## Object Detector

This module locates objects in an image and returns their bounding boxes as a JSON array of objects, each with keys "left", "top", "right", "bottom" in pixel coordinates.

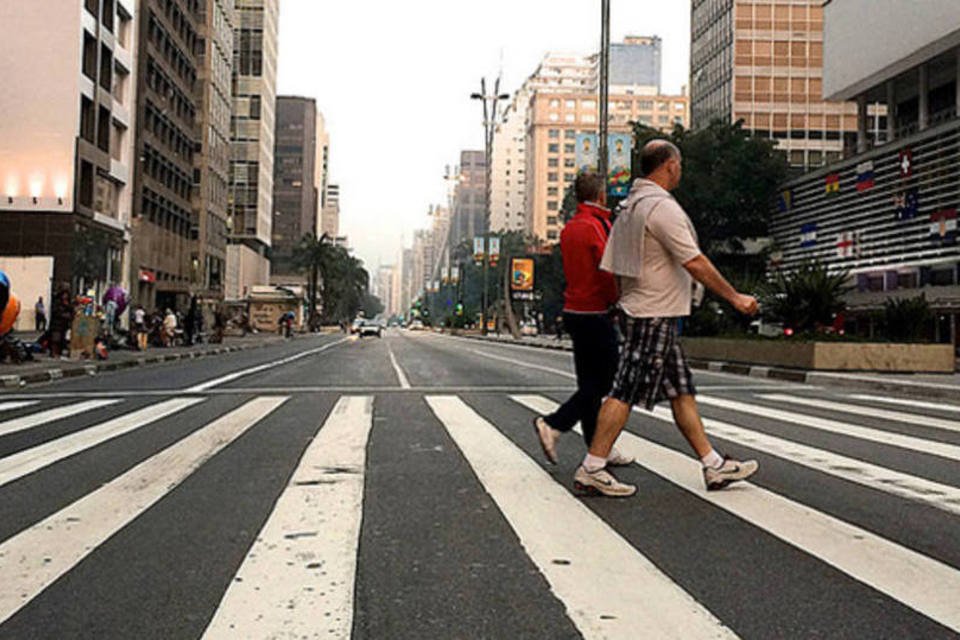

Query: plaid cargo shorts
[{"left": 609, "top": 315, "right": 696, "bottom": 410}]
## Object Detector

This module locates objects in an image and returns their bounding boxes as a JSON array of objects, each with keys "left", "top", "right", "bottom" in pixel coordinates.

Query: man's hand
[{"left": 731, "top": 293, "right": 759, "bottom": 316}]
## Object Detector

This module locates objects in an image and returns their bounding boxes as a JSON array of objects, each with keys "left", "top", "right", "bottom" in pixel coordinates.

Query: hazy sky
[{"left": 277, "top": 1, "right": 691, "bottom": 270}]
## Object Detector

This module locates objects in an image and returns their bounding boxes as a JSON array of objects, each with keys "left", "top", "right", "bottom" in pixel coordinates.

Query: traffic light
[{"left": 455, "top": 302, "right": 464, "bottom": 317}]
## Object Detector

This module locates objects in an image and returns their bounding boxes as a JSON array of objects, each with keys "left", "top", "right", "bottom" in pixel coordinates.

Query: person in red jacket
[{"left": 532, "top": 173, "right": 634, "bottom": 467}]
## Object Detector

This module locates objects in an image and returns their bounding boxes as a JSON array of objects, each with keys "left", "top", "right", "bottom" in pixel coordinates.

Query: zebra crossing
[{"left": 0, "top": 387, "right": 957, "bottom": 638}]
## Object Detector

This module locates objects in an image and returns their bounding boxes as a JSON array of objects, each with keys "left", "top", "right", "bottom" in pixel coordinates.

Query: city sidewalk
[
  {"left": 0, "top": 332, "right": 287, "bottom": 388},
  {"left": 462, "top": 332, "right": 960, "bottom": 400}
]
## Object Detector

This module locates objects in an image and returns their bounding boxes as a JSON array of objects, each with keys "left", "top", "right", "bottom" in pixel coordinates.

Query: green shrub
[
  {"left": 883, "top": 294, "right": 932, "bottom": 343},
  {"left": 761, "top": 261, "right": 850, "bottom": 334}
]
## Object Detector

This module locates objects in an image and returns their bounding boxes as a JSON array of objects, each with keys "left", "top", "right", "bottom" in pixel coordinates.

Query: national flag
[
  {"left": 777, "top": 189, "right": 793, "bottom": 212},
  {"left": 898, "top": 148, "right": 913, "bottom": 178},
  {"left": 800, "top": 222, "right": 817, "bottom": 248},
  {"left": 929, "top": 208, "right": 958, "bottom": 245},
  {"left": 893, "top": 188, "right": 919, "bottom": 220},
  {"left": 824, "top": 173, "right": 840, "bottom": 196},
  {"left": 856, "top": 161, "right": 875, "bottom": 192},
  {"left": 835, "top": 230, "right": 862, "bottom": 258}
]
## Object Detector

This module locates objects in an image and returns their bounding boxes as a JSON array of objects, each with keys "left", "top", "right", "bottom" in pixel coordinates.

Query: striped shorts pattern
[{"left": 609, "top": 316, "right": 696, "bottom": 410}]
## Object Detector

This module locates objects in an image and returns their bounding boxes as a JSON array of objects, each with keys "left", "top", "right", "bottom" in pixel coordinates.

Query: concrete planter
[{"left": 680, "top": 337, "right": 955, "bottom": 373}]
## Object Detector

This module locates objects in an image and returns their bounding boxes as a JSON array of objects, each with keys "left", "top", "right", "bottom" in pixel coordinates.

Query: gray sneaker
[
  {"left": 703, "top": 456, "right": 758, "bottom": 491},
  {"left": 573, "top": 465, "right": 637, "bottom": 497}
]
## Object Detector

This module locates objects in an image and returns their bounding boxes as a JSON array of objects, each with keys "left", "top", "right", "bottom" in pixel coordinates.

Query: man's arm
[{"left": 683, "top": 254, "right": 758, "bottom": 316}]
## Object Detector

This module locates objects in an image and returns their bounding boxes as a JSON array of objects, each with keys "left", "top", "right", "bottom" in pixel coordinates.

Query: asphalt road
[{"left": 0, "top": 329, "right": 958, "bottom": 639}]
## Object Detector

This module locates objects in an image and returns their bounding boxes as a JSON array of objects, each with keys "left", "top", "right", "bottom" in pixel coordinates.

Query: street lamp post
[
  {"left": 598, "top": 0, "right": 611, "bottom": 185},
  {"left": 471, "top": 78, "right": 510, "bottom": 335}
]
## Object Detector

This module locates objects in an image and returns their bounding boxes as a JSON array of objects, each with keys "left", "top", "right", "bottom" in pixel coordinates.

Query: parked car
[
  {"left": 408, "top": 319, "right": 425, "bottom": 331},
  {"left": 358, "top": 319, "right": 383, "bottom": 338},
  {"left": 519, "top": 322, "right": 539, "bottom": 337}
]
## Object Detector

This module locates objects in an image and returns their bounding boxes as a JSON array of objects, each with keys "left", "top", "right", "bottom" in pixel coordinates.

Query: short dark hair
[
  {"left": 574, "top": 172, "right": 604, "bottom": 203},
  {"left": 640, "top": 140, "right": 680, "bottom": 176}
]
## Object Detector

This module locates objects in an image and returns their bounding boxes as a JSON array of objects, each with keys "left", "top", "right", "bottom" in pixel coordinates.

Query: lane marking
[
  {"left": 0, "top": 385, "right": 577, "bottom": 399},
  {"left": 0, "top": 395, "right": 288, "bottom": 624},
  {"left": 203, "top": 396, "right": 373, "bottom": 639},
  {"left": 0, "top": 401, "right": 37, "bottom": 413},
  {"left": 850, "top": 394, "right": 960, "bottom": 415},
  {"left": 512, "top": 395, "right": 960, "bottom": 634},
  {"left": 469, "top": 349, "right": 576, "bottom": 379},
  {"left": 426, "top": 395, "right": 737, "bottom": 640},
  {"left": 759, "top": 393, "right": 960, "bottom": 434},
  {"left": 697, "top": 395, "right": 960, "bottom": 463},
  {"left": 0, "top": 400, "right": 119, "bottom": 438},
  {"left": 185, "top": 338, "right": 350, "bottom": 392},
  {"left": 387, "top": 343, "right": 411, "bottom": 389},
  {"left": 0, "top": 398, "right": 204, "bottom": 488}
]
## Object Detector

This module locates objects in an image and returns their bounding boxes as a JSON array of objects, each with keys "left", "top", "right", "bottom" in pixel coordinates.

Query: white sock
[
  {"left": 700, "top": 449, "right": 724, "bottom": 469},
  {"left": 582, "top": 453, "right": 607, "bottom": 472}
]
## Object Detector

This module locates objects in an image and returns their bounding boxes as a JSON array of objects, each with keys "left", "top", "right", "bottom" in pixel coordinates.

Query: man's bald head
[{"left": 640, "top": 139, "right": 681, "bottom": 177}]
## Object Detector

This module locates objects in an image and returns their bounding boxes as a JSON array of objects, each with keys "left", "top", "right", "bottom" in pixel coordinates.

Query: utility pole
[
  {"left": 471, "top": 77, "right": 509, "bottom": 335},
  {"left": 598, "top": 0, "right": 611, "bottom": 186}
]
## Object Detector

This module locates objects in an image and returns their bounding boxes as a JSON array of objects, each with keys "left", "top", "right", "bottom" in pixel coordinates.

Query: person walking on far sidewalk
[
  {"left": 532, "top": 173, "right": 633, "bottom": 468},
  {"left": 573, "top": 140, "right": 760, "bottom": 498},
  {"left": 34, "top": 297, "right": 46, "bottom": 332}
]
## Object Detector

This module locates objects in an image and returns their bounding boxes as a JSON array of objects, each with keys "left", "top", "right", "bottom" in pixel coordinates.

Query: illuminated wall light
[{"left": 28, "top": 178, "right": 43, "bottom": 199}]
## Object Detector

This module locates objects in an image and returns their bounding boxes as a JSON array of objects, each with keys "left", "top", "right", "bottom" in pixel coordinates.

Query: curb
[
  {"left": 457, "top": 333, "right": 960, "bottom": 400},
  {"left": 0, "top": 341, "right": 282, "bottom": 389}
]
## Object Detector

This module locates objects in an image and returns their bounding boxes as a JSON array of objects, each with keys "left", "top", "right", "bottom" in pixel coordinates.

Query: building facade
[
  {"left": 0, "top": 0, "right": 139, "bottom": 324},
  {"left": 321, "top": 182, "right": 340, "bottom": 239},
  {"left": 451, "top": 151, "right": 487, "bottom": 248},
  {"left": 611, "top": 36, "right": 662, "bottom": 92},
  {"left": 226, "top": 0, "right": 278, "bottom": 299},
  {"left": 271, "top": 96, "right": 318, "bottom": 282},
  {"left": 771, "top": 0, "right": 960, "bottom": 347},
  {"left": 194, "top": 0, "right": 235, "bottom": 302},
  {"left": 690, "top": 0, "right": 865, "bottom": 171},
  {"left": 315, "top": 111, "right": 330, "bottom": 234},
  {"left": 525, "top": 91, "right": 689, "bottom": 242},
  {"left": 490, "top": 87, "right": 530, "bottom": 233}
]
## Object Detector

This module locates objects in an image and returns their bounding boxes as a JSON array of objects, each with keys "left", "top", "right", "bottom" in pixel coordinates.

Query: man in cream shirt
[{"left": 573, "top": 139, "right": 761, "bottom": 497}]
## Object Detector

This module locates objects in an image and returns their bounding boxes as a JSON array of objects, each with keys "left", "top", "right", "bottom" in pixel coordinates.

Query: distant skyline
[{"left": 277, "top": 1, "right": 691, "bottom": 270}]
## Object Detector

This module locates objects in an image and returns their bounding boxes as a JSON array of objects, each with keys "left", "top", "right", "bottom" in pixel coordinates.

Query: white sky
[{"left": 277, "top": 1, "right": 691, "bottom": 270}]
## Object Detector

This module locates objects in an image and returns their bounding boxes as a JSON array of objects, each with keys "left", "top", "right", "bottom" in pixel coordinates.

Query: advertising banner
[
  {"left": 441, "top": 267, "right": 449, "bottom": 284},
  {"left": 450, "top": 266, "right": 460, "bottom": 284},
  {"left": 488, "top": 236, "right": 500, "bottom": 266},
  {"left": 575, "top": 133, "right": 599, "bottom": 174},
  {"left": 607, "top": 133, "right": 633, "bottom": 197},
  {"left": 473, "top": 237, "right": 485, "bottom": 263},
  {"left": 511, "top": 258, "right": 534, "bottom": 291}
]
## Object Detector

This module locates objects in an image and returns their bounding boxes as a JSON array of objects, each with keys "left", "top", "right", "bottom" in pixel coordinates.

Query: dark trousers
[{"left": 545, "top": 312, "right": 619, "bottom": 446}]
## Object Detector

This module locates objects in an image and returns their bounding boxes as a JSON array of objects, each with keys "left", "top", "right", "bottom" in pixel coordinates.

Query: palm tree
[{"left": 293, "top": 232, "right": 332, "bottom": 330}]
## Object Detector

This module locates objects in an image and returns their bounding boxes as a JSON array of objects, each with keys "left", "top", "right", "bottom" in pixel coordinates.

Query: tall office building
[
  {"left": 315, "top": 111, "right": 330, "bottom": 234},
  {"left": 690, "top": 0, "right": 862, "bottom": 170},
  {"left": 490, "top": 87, "right": 530, "bottom": 233},
  {"left": 271, "top": 96, "right": 318, "bottom": 282},
  {"left": 129, "top": 0, "right": 207, "bottom": 310},
  {"left": 451, "top": 151, "right": 487, "bottom": 247},
  {"left": 226, "top": 0, "right": 278, "bottom": 299},
  {"left": 611, "top": 36, "right": 662, "bottom": 92},
  {"left": 0, "top": 0, "right": 139, "bottom": 326},
  {"left": 399, "top": 247, "right": 414, "bottom": 315},
  {"left": 193, "top": 0, "right": 236, "bottom": 302},
  {"left": 321, "top": 182, "right": 340, "bottom": 238}
]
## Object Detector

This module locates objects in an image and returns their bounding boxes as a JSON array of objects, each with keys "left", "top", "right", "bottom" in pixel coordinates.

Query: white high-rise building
[{"left": 490, "top": 86, "right": 530, "bottom": 233}]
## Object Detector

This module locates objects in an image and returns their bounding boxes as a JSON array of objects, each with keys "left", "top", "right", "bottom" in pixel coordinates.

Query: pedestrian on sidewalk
[
  {"left": 48, "top": 287, "right": 72, "bottom": 359},
  {"left": 34, "top": 296, "right": 46, "bottom": 332},
  {"left": 162, "top": 308, "right": 177, "bottom": 347},
  {"left": 133, "top": 305, "right": 148, "bottom": 351},
  {"left": 574, "top": 140, "right": 760, "bottom": 497},
  {"left": 532, "top": 173, "right": 633, "bottom": 467}
]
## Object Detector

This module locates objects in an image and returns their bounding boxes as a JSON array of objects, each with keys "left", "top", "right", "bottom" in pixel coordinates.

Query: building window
[
  {"left": 82, "top": 33, "right": 97, "bottom": 81},
  {"left": 564, "top": 113, "right": 576, "bottom": 123},
  {"left": 80, "top": 96, "right": 96, "bottom": 143},
  {"left": 548, "top": 113, "right": 559, "bottom": 122},
  {"left": 101, "top": 0, "right": 114, "bottom": 31},
  {"left": 79, "top": 160, "right": 95, "bottom": 207},
  {"left": 548, "top": 143, "right": 559, "bottom": 153},
  {"left": 582, "top": 114, "right": 595, "bottom": 124},
  {"left": 582, "top": 99, "right": 597, "bottom": 109},
  {"left": 564, "top": 129, "right": 576, "bottom": 139},
  {"left": 84, "top": 0, "right": 99, "bottom": 19},
  {"left": 564, "top": 173, "right": 575, "bottom": 182},
  {"left": 565, "top": 99, "right": 576, "bottom": 109},
  {"left": 547, "top": 201, "right": 559, "bottom": 210},
  {"left": 547, "top": 172, "right": 558, "bottom": 182},
  {"left": 547, "top": 230, "right": 559, "bottom": 241},
  {"left": 549, "top": 99, "right": 560, "bottom": 108},
  {"left": 548, "top": 158, "right": 559, "bottom": 167},
  {"left": 99, "top": 44, "right": 113, "bottom": 91},
  {"left": 249, "top": 95, "right": 261, "bottom": 120},
  {"left": 563, "top": 158, "right": 575, "bottom": 168},
  {"left": 564, "top": 143, "right": 575, "bottom": 153},
  {"left": 97, "top": 106, "right": 111, "bottom": 152},
  {"left": 548, "top": 129, "right": 560, "bottom": 138},
  {"left": 547, "top": 187, "right": 559, "bottom": 196}
]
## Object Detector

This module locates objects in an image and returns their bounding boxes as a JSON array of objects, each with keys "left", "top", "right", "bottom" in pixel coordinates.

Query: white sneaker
[
  {"left": 703, "top": 456, "right": 759, "bottom": 491},
  {"left": 606, "top": 446, "right": 635, "bottom": 467},
  {"left": 573, "top": 465, "right": 637, "bottom": 498},
  {"left": 533, "top": 416, "right": 560, "bottom": 465}
]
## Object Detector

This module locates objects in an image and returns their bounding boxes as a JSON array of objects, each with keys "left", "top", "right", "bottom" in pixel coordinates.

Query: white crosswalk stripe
[
  {"left": 0, "top": 399, "right": 119, "bottom": 438},
  {"left": 204, "top": 396, "right": 373, "bottom": 639},
  {"left": 0, "top": 395, "right": 287, "bottom": 624},
  {"left": 850, "top": 394, "right": 960, "bottom": 415},
  {"left": 648, "top": 404, "right": 960, "bottom": 516},
  {"left": 427, "top": 395, "right": 738, "bottom": 640},
  {"left": 759, "top": 393, "right": 960, "bottom": 434},
  {"left": 697, "top": 394, "right": 960, "bottom": 462},
  {"left": 0, "top": 401, "right": 37, "bottom": 413},
  {"left": 0, "top": 397, "right": 204, "bottom": 488},
  {"left": 511, "top": 395, "right": 960, "bottom": 634}
]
